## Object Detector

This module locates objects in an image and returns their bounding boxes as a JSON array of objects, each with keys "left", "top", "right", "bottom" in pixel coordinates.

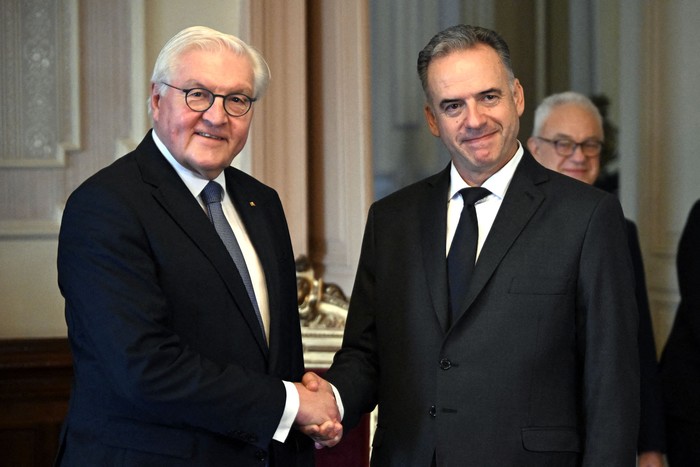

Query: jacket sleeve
[{"left": 577, "top": 194, "right": 640, "bottom": 466}]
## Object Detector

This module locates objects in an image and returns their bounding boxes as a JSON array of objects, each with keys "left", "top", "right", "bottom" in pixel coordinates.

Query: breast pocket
[{"left": 509, "top": 275, "right": 571, "bottom": 295}]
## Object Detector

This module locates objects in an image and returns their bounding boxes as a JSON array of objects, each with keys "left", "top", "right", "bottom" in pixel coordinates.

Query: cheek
[{"left": 232, "top": 120, "right": 253, "bottom": 142}]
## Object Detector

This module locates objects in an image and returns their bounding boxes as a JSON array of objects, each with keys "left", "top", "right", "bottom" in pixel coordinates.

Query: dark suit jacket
[
  {"left": 661, "top": 200, "right": 700, "bottom": 423},
  {"left": 326, "top": 151, "right": 640, "bottom": 467},
  {"left": 56, "top": 132, "right": 313, "bottom": 466},
  {"left": 626, "top": 220, "right": 666, "bottom": 453}
]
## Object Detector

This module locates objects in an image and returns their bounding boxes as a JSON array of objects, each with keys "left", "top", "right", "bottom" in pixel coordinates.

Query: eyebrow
[
  {"left": 180, "top": 80, "right": 253, "bottom": 95},
  {"left": 438, "top": 87, "right": 505, "bottom": 106},
  {"left": 549, "top": 132, "right": 601, "bottom": 141},
  {"left": 479, "top": 87, "right": 503, "bottom": 96},
  {"left": 438, "top": 97, "right": 463, "bottom": 108}
]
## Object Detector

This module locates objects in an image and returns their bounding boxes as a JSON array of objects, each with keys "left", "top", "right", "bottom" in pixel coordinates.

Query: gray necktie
[{"left": 201, "top": 181, "right": 266, "bottom": 342}]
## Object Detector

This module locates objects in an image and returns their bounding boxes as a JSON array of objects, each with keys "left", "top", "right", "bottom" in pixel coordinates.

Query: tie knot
[
  {"left": 201, "top": 181, "right": 223, "bottom": 205},
  {"left": 459, "top": 187, "right": 491, "bottom": 206}
]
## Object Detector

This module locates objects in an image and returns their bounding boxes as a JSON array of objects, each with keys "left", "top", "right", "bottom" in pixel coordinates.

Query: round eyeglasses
[
  {"left": 161, "top": 82, "right": 256, "bottom": 117},
  {"left": 536, "top": 137, "right": 603, "bottom": 158}
]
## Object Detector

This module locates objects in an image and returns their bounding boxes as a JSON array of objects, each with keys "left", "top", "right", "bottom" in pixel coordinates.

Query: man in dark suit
[
  {"left": 55, "top": 26, "right": 339, "bottom": 466},
  {"left": 528, "top": 91, "right": 666, "bottom": 467},
  {"left": 661, "top": 199, "right": 700, "bottom": 466},
  {"left": 304, "top": 25, "right": 639, "bottom": 466}
]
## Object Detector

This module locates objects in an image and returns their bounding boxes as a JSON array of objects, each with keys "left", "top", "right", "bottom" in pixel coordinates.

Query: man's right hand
[{"left": 294, "top": 372, "right": 343, "bottom": 448}]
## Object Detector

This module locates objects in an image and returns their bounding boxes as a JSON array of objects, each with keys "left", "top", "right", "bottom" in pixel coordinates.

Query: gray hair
[
  {"left": 417, "top": 24, "right": 515, "bottom": 98},
  {"left": 149, "top": 26, "right": 270, "bottom": 107},
  {"left": 531, "top": 91, "right": 603, "bottom": 136}
]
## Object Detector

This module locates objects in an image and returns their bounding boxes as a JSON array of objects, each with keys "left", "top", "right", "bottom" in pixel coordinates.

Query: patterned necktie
[
  {"left": 200, "top": 181, "right": 266, "bottom": 342},
  {"left": 447, "top": 187, "right": 491, "bottom": 327}
]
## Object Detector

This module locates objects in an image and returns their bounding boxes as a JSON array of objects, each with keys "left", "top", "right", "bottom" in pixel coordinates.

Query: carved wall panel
[{"left": 0, "top": 0, "right": 79, "bottom": 169}]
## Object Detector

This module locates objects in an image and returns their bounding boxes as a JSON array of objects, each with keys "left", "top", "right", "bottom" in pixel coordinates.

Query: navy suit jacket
[
  {"left": 56, "top": 132, "right": 313, "bottom": 466},
  {"left": 326, "top": 151, "right": 640, "bottom": 467}
]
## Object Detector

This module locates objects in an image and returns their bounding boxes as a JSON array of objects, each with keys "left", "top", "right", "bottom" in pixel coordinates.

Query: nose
[
  {"left": 461, "top": 104, "right": 487, "bottom": 129},
  {"left": 569, "top": 144, "right": 587, "bottom": 162},
  {"left": 202, "top": 96, "right": 228, "bottom": 125}
]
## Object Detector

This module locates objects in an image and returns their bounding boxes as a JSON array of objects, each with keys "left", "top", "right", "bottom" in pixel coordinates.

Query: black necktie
[
  {"left": 447, "top": 187, "right": 491, "bottom": 327},
  {"left": 201, "top": 181, "right": 267, "bottom": 343}
]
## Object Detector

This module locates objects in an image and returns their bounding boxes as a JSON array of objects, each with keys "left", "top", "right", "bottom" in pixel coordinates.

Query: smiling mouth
[
  {"left": 196, "top": 131, "right": 225, "bottom": 141},
  {"left": 462, "top": 130, "right": 495, "bottom": 143}
]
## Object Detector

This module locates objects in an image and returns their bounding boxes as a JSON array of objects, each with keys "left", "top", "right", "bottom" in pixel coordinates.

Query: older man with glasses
[
  {"left": 527, "top": 91, "right": 604, "bottom": 185},
  {"left": 55, "top": 26, "right": 340, "bottom": 466}
]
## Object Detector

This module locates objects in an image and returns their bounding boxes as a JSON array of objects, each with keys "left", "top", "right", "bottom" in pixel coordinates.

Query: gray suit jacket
[{"left": 327, "top": 151, "right": 639, "bottom": 467}]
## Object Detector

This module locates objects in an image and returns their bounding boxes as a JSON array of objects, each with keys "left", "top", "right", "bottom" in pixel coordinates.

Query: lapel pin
[{"left": 249, "top": 201, "right": 256, "bottom": 207}]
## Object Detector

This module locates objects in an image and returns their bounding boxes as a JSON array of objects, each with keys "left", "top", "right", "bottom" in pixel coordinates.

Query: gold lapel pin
[{"left": 249, "top": 201, "right": 256, "bottom": 207}]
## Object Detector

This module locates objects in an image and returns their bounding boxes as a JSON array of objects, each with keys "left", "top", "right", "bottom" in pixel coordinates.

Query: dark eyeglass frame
[
  {"left": 536, "top": 136, "right": 603, "bottom": 158},
  {"left": 161, "top": 82, "right": 256, "bottom": 117}
]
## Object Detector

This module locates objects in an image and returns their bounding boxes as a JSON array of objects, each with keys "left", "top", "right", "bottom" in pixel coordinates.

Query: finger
[
  {"left": 315, "top": 420, "right": 341, "bottom": 437},
  {"left": 302, "top": 371, "right": 321, "bottom": 391},
  {"left": 321, "top": 434, "right": 342, "bottom": 448},
  {"left": 298, "top": 424, "right": 320, "bottom": 436}
]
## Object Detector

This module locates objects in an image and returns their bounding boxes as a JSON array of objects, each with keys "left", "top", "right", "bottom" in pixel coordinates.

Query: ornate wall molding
[
  {"left": 115, "top": 0, "right": 149, "bottom": 158},
  {"left": 0, "top": 0, "right": 80, "bottom": 168}
]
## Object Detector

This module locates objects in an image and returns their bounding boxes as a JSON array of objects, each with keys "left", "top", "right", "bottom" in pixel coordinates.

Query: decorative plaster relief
[{"left": 0, "top": 0, "right": 80, "bottom": 168}]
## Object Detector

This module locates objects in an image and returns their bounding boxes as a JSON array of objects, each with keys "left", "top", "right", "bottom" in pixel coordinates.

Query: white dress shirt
[{"left": 446, "top": 144, "right": 523, "bottom": 258}]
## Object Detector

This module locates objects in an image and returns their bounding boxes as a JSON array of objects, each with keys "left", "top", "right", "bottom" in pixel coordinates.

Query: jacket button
[
  {"left": 255, "top": 449, "right": 267, "bottom": 461},
  {"left": 429, "top": 405, "right": 436, "bottom": 417},
  {"left": 439, "top": 358, "right": 452, "bottom": 370}
]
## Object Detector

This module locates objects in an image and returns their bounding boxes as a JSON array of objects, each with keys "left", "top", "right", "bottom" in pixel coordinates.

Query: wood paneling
[{"left": 0, "top": 338, "right": 72, "bottom": 467}]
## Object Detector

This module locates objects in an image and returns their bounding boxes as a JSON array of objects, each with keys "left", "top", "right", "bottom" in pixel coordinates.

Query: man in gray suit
[{"left": 304, "top": 24, "right": 640, "bottom": 466}]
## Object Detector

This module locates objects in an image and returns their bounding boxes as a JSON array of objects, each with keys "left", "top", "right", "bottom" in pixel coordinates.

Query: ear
[
  {"left": 150, "top": 82, "right": 161, "bottom": 121},
  {"left": 526, "top": 136, "right": 539, "bottom": 155},
  {"left": 512, "top": 78, "right": 525, "bottom": 117},
  {"left": 424, "top": 104, "right": 440, "bottom": 137}
]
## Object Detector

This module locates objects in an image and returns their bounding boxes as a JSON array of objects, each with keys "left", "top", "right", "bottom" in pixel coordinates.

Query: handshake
[{"left": 293, "top": 372, "right": 344, "bottom": 449}]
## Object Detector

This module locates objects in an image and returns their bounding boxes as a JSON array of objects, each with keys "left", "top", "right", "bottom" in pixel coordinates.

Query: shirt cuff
[
  {"left": 273, "top": 380, "right": 299, "bottom": 442},
  {"left": 330, "top": 383, "right": 345, "bottom": 421}
]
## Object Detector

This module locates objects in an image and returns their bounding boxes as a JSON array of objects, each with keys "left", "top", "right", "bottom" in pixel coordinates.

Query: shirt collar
[
  {"left": 448, "top": 142, "right": 524, "bottom": 202},
  {"left": 152, "top": 130, "right": 227, "bottom": 200}
]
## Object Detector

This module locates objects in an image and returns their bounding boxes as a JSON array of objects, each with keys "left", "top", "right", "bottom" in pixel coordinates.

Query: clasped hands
[{"left": 294, "top": 372, "right": 343, "bottom": 449}]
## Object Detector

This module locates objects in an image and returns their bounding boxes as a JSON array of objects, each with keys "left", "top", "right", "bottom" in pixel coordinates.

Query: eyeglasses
[
  {"left": 161, "top": 82, "right": 256, "bottom": 117},
  {"left": 536, "top": 137, "right": 603, "bottom": 158}
]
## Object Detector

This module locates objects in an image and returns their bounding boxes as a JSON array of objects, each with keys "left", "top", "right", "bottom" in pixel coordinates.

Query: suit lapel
[
  {"left": 452, "top": 152, "right": 547, "bottom": 325},
  {"left": 135, "top": 134, "right": 269, "bottom": 357},
  {"left": 224, "top": 168, "right": 278, "bottom": 357},
  {"left": 419, "top": 166, "right": 451, "bottom": 332}
]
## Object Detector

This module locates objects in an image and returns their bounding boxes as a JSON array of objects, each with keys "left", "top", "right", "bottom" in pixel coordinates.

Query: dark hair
[{"left": 417, "top": 24, "right": 514, "bottom": 97}]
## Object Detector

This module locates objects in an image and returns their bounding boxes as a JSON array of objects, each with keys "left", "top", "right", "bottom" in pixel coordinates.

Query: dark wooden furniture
[{"left": 0, "top": 339, "right": 72, "bottom": 467}]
